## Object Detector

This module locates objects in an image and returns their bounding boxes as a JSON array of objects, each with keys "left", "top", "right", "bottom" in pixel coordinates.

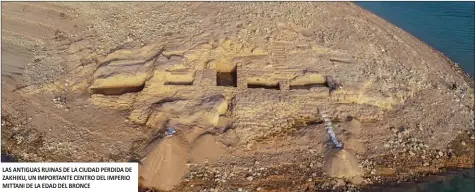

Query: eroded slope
[{"left": 1, "top": 2, "right": 474, "bottom": 191}]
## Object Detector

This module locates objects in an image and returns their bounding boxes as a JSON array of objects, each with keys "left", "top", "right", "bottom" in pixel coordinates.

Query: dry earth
[{"left": 1, "top": 2, "right": 474, "bottom": 192}]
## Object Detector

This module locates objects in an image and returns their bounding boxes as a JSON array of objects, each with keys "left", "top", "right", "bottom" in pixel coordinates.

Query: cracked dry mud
[{"left": 1, "top": 2, "right": 474, "bottom": 192}]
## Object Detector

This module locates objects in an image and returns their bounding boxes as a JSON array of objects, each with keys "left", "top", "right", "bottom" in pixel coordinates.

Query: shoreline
[
  {"left": 326, "top": 3, "right": 475, "bottom": 191},
  {"left": 351, "top": 2, "right": 475, "bottom": 89},
  {"left": 1, "top": 153, "right": 18, "bottom": 162},
  {"left": 361, "top": 167, "right": 474, "bottom": 192},
  {"left": 3, "top": 149, "right": 473, "bottom": 192}
]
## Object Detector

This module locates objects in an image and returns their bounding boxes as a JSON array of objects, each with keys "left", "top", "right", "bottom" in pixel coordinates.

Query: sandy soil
[{"left": 1, "top": 2, "right": 474, "bottom": 192}]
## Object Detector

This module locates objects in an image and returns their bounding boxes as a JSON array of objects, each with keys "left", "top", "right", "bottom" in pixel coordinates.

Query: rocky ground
[{"left": 2, "top": 2, "right": 474, "bottom": 192}]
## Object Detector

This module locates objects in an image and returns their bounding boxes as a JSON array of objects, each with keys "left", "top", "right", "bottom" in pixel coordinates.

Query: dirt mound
[
  {"left": 139, "top": 136, "right": 189, "bottom": 191},
  {"left": 323, "top": 149, "right": 363, "bottom": 183},
  {"left": 138, "top": 130, "right": 228, "bottom": 190},
  {"left": 137, "top": 95, "right": 229, "bottom": 190},
  {"left": 191, "top": 134, "right": 227, "bottom": 165}
]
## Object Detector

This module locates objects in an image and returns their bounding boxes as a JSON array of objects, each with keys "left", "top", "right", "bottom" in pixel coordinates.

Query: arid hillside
[{"left": 2, "top": 2, "right": 474, "bottom": 191}]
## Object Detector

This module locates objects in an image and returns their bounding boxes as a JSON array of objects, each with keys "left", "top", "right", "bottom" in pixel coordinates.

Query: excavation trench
[
  {"left": 217, "top": 71, "right": 237, "bottom": 87},
  {"left": 216, "top": 64, "right": 238, "bottom": 87},
  {"left": 247, "top": 82, "right": 280, "bottom": 90},
  {"left": 90, "top": 84, "right": 145, "bottom": 95},
  {"left": 164, "top": 82, "right": 193, "bottom": 86},
  {"left": 289, "top": 83, "right": 328, "bottom": 90}
]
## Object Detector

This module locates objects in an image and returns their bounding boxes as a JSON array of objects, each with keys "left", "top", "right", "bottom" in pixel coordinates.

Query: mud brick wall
[
  {"left": 231, "top": 86, "right": 385, "bottom": 143},
  {"left": 194, "top": 69, "right": 217, "bottom": 86},
  {"left": 279, "top": 80, "right": 290, "bottom": 91},
  {"left": 129, "top": 85, "right": 237, "bottom": 125},
  {"left": 232, "top": 90, "right": 321, "bottom": 143},
  {"left": 236, "top": 69, "right": 248, "bottom": 89}
]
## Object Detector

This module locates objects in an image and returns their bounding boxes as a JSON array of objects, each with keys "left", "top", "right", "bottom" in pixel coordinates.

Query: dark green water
[
  {"left": 357, "top": 2, "right": 474, "bottom": 78},
  {"left": 357, "top": 2, "right": 475, "bottom": 192}
]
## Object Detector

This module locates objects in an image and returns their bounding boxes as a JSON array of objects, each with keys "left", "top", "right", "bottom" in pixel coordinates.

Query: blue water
[
  {"left": 1, "top": 153, "right": 17, "bottom": 162},
  {"left": 420, "top": 169, "right": 475, "bottom": 192},
  {"left": 357, "top": 2, "right": 475, "bottom": 78},
  {"left": 357, "top": 2, "right": 475, "bottom": 192}
]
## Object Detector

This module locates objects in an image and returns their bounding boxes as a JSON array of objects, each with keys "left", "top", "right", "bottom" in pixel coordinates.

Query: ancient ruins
[
  {"left": 89, "top": 40, "right": 385, "bottom": 146},
  {"left": 85, "top": 39, "right": 383, "bottom": 190}
]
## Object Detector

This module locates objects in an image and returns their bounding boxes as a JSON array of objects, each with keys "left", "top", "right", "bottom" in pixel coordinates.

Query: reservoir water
[
  {"left": 357, "top": 2, "right": 474, "bottom": 78},
  {"left": 1, "top": 153, "right": 17, "bottom": 162},
  {"left": 357, "top": 2, "right": 475, "bottom": 192}
]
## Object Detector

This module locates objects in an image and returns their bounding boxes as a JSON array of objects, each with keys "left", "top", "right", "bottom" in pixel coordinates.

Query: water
[
  {"left": 1, "top": 153, "right": 17, "bottom": 162},
  {"left": 422, "top": 169, "right": 475, "bottom": 192},
  {"left": 357, "top": 2, "right": 475, "bottom": 191},
  {"left": 357, "top": 2, "right": 475, "bottom": 78}
]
